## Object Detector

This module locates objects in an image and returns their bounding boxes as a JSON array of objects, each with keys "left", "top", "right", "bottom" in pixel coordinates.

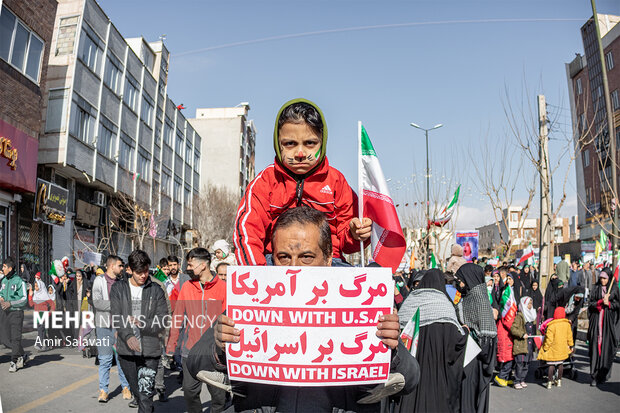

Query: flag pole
[{"left": 358, "top": 121, "right": 365, "bottom": 267}]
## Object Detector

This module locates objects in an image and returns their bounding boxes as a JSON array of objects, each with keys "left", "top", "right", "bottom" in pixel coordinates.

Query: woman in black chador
[
  {"left": 454, "top": 264, "right": 497, "bottom": 413},
  {"left": 395, "top": 269, "right": 467, "bottom": 413},
  {"left": 587, "top": 268, "right": 619, "bottom": 386}
]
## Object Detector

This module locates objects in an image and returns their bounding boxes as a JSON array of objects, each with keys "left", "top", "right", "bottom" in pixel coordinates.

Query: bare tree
[
  {"left": 192, "top": 183, "right": 239, "bottom": 250},
  {"left": 469, "top": 126, "right": 537, "bottom": 260},
  {"left": 107, "top": 191, "right": 167, "bottom": 251}
]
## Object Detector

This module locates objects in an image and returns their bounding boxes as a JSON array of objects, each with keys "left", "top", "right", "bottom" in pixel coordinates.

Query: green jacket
[
  {"left": 510, "top": 312, "right": 538, "bottom": 356},
  {"left": 0, "top": 270, "right": 28, "bottom": 311}
]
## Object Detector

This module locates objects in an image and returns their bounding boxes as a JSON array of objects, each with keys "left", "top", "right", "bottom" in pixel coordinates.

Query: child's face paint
[{"left": 278, "top": 122, "right": 322, "bottom": 175}]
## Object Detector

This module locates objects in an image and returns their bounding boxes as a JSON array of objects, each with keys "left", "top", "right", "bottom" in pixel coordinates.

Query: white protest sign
[{"left": 226, "top": 266, "right": 394, "bottom": 387}]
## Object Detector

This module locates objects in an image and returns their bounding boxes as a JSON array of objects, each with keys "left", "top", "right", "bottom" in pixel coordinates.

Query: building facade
[
  {"left": 189, "top": 104, "right": 256, "bottom": 196},
  {"left": 567, "top": 14, "right": 620, "bottom": 242},
  {"left": 0, "top": 0, "right": 57, "bottom": 270},
  {"left": 477, "top": 206, "right": 573, "bottom": 257},
  {"left": 40, "top": 0, "right": 201, "bottom": 265}
]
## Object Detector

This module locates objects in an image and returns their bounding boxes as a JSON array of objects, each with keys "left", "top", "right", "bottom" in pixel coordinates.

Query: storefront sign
[
  {"left": 34, "top": 178, "right": 69, "bottom": 226},
  {"left": 226, "top": 266, "right": 394, "bottom": 387},
  {"left": 0, "top": 118, "right": 38, "bottom": 193},
  {"left": 76, "top": 199, "right": 101, "bottom": 226}
]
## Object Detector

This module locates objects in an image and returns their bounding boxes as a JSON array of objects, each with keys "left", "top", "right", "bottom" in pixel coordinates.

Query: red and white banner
[{"left": 226, "top": 266, "right": 394, "bottom": 386}]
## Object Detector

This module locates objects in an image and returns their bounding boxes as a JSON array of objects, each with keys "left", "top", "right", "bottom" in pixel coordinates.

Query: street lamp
[{"left": 410, "top": 122, "right": 443, "bottom": 267}]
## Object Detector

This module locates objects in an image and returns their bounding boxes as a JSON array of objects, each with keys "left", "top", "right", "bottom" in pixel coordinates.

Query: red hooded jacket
[{"left": 234, "top": 158, "right": 360, "bottom": 265}]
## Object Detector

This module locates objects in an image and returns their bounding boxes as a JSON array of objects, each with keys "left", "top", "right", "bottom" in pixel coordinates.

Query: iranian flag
[
  {"left": 518, "top": 243, "right": 534, "bottom": 266},
  {"left": 428, "top": 185, "right": 460, "bottom": 228},
  {"left": 500, "top": 284, "right": 517, "bottom": 327},
  {"left": 430, "top": 252, "right": 438, "bottom": 269},
  {"left": 359, "top": 123, "right": 406, "bottom": 272},
  {"left": 400, "top": 308, "right": 420, "bottom": 356}
]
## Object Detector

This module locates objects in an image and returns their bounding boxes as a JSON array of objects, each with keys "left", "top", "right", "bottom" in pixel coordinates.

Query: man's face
[
  {"left": 273, "top": 222, "right": 331, "bottom": 267},
  {"left": 186, "top": 258, "right": 207, "bottom": 279},
  {"left": 216, "top": 265, "right": 228, "bottom": 281},
  {"left": 109, "top": 260, "right": 123, "bottom": 276},
  {"left": 1, "top": 264, "right": 11, "bottom": 276},
  {"left": 278, "top": 122, "right": 322, "bottom": 175},
  {"left": 131, "top": 269, "right": 149, "bottom": 286},
  {"left": 168, "top": 261, "right": 179, "bottom": 276}
]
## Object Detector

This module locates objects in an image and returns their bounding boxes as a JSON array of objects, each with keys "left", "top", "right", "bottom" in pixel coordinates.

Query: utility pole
[
  {"left": 590, "top": 1, "right": 618, "bottom": 267},
  {"left": 538, "top": 95, "right": 553, "bottom": 288}
]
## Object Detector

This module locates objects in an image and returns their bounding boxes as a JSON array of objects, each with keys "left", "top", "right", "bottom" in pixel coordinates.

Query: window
[
  {"left": 583, "top": 149, "right": 590, "bottom": 167},
  {"left": 137, "top": 149, "right": 150, "bottom": 181},
  {"left": 124, "top": 74, "right": 139, "bottom": 112},
  {"left": 174, "top": 177, "right": 182, "bottom": 200},
  {"left": 194, "top": 151, "right": 200, "bottom": 171},
  {"left": 97, "top": 125, "right": 114, "bottom": 158},
  {"left": 45, "top": 89, "right": 69, "bottom": 132},
  {"left": 163, "top": 120, "right": 173, "bottom": 147},
  {"left": 104, "top": 54, "right": 123, "bottom": 94},
  {"left": 579, "top": 113, "right": 586, "bottom": 133},
  {"left": 175, "top": 130, "right": 183, "bottom": 154},
  {"left": 184, "top": 185, "right": 191, "bottom": 206},
  {"left": 185, "top": 142, "right": 192, "bottom": 163},
  {"left": 97, "top": 117, "right": 117, "bottom": 159},
  {"left": 510, "top": 212, "right": 519, "bottom": 222},
  {"left": 612, "top": 90, "right": 620, "bottom": 111},
  {"left": 56, "top": 16, "right": 78, "bottom": 56},
  {"left": 78, "top": 27, "right": 102, "bottom": 75},
  {"left": 161, "top": 170, "right": 171, "bottom": 196},
  {"left": 576, "top": 78, "right": 582, "bottom": 95},
  {"left": 70, "top": 95, "right": 96, "bottom": 143},
  {"left": 524, "top": 229, "right": 534, "bottom": 240},
  {"left": 119, "top": 133, "right": 135, "bottom": 170},
  {"left": 606, "top": 51, "right": 614, "bottom": 71},
  {"left": 554, "top": 229, "right": 562, "bottom": 240},
  {"left": 141, "top": 94, "right": 154, "bottom": 127},
  {"left": 0, "top": 6, "right": 44, "bottom": 83}
]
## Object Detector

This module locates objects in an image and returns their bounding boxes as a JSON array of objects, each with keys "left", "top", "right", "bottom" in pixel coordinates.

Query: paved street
[
  {"left": 1, "top": 325, "right": 618, "bottom": 412},
  {"left": 0, "top": 317, "right": 213, "bottom": 413}
]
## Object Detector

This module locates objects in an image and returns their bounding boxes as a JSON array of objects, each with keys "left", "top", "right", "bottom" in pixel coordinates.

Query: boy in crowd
[
  {"left": 111, "top": 250, "right": 168, "bottom": 412},
  {"left": 234, "top": 98, "right": 372, "bottom": 266},
  {"left": 0, "top": 257, "right": 28, "bottom": 372}
]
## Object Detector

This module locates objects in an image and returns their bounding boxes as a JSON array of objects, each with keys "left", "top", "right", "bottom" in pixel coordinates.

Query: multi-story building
[
  {"left": 567, "top": 14, "right": 620, "bottom": 242},
  {"left": 39, "top": 0, "right": 201, "bottom": 265},
  {"left": 477, "top": 206, "right": 572, "bottom": 257},
  {"left": 188, "top": 104, "right": 256, "bottom": 196},
  {"left": 0, "top": 0, "right": 57, "bottom": 268}
]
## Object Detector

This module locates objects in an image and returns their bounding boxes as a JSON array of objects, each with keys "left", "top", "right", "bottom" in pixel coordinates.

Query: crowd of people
[{"left": 1, "top": 98, "right": 619, "bottom": 412}]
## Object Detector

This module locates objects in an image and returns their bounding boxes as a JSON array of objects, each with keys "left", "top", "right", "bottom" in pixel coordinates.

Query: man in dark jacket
[
  {"left": 186, "top": 206, "right": 420, "bottom": 412},
  {"left": 111, "top": 250, "right": 168, "bottom": 412}
]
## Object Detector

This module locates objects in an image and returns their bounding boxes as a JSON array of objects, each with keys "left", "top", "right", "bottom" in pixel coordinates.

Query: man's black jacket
[{"left": 110, "top": 277, "right": 168, "bottom": 358}]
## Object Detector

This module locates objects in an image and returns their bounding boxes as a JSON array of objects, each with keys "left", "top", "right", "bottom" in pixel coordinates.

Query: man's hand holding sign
[{"left": 190, "top": 207, "right": 419, "bottom": 411}]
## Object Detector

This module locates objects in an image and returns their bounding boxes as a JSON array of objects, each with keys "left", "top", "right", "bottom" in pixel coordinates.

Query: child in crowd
[
  {"left": 538, "top": 307, "right": 573, "bottom": 389},
  {"left": 233, "top": 98, "right": 372, "bottom": 266},
  {"left": 510, "top": 296, "right": 537, "bottom": 389},
  {"left": 28, "top": 274, "right": 55, "bottom": 351},
  {"left": 210, "top": 239, "right": 236, "bottom": 272}
]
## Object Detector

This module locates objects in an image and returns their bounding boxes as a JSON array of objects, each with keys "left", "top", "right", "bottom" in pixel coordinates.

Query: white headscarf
[
  {"left": 47, "top": 284, "right": 56, "bottom": 302},
  {"left": 519, "top": 296, "right": 537, "bottom": 323},
  {"left": 32, "top": 279, "right": 51, "bottom": 304}
]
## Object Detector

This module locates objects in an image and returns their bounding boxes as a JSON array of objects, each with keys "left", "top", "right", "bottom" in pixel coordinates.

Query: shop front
[{"left": 0, "top": 118, "right": 38, "bottom": 267}]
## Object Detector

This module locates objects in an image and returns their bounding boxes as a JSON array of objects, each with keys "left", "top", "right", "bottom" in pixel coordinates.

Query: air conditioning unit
[{"left": 94, "top": 191, "right": 107, "bottom": 207}]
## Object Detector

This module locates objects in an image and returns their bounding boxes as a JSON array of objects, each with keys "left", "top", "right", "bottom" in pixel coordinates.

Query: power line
[{"left": 172, "top": 18, "right": 584, "bottom": 57}]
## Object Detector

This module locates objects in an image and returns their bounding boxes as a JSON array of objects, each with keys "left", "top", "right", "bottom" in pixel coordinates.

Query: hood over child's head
[{"left": 273, "top": 99, "right": 328, "bottom": 176}]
